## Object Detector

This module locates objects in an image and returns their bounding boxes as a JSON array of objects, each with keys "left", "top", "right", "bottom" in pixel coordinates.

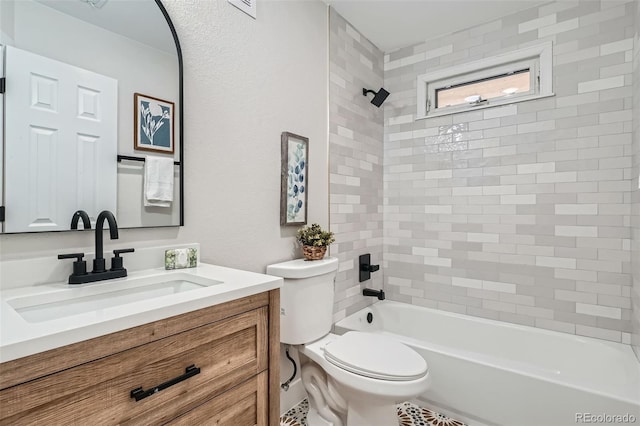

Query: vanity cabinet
[{"left": 0, "top": 290, "right": 280, "bottom": 425}]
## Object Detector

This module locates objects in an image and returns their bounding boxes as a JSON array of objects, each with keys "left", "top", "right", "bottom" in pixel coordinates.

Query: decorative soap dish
[{"left": 165, "top": 248, "right": 198, "bottom": 270}]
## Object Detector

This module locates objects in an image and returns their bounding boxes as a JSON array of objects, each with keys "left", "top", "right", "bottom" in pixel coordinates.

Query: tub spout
[{"left": 363, "top": 288, "right": 385, "bottom": 300}]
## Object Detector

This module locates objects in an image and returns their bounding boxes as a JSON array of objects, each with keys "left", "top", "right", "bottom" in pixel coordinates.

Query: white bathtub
[{"left": 334, "top": 300, "right": 640, "bottom": 426}]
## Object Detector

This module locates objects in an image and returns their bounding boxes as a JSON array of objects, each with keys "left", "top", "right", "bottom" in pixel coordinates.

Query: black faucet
[
  {"left": 93, "top": 210, "right": 119, "bottom": 273},
  {"left": 363, "top": 288, "right": 385, "bottom": 300},
  {"left": 70, "top": 210, "right": 92, "bottom": 230},
  {"left": 58, "top": 210, "right": 134, "bottom": 284}
]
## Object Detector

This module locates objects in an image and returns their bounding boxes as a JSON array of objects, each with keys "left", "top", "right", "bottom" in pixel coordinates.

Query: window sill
[{"left": 415, "top": 92, "right": 555, "bottom": 121}]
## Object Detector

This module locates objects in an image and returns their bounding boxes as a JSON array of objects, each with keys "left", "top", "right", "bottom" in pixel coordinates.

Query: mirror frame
[{"left": 153, "top": 0, "right": 184, "bottom": 228}]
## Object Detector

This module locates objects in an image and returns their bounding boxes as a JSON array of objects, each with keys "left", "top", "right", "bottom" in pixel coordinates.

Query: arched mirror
[{"left": 0, "top": 0, "right": 183, "bottom": 233}]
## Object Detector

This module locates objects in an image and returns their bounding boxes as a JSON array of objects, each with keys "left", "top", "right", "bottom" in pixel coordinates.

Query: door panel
[
  {"left": 29, "top": 125, "right": 59, "bottom": 228},
  {"left": 5, "top": 46, "right": 117, "bottom": 232}
]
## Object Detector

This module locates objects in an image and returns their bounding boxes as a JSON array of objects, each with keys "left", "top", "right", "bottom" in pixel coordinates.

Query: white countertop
[{"left": 0, "top": 263, "right": 282, "bottom": 363}]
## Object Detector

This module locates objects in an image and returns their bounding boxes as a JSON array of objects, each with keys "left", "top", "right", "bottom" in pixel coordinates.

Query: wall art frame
[
  {"left": 280, "top": 131, "right": 309, "bottom": 226},
  {"left": 134, "top": 92, "right": 175, "bottom": 154}
]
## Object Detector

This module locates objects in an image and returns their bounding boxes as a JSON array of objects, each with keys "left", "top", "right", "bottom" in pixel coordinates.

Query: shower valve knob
[{"left": 359, "top": 253, "right": 380, "bottom": 282}]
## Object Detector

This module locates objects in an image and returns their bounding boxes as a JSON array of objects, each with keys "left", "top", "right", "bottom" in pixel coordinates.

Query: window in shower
[
  {"left": 416, "top": 42, "right": 554, "bottom": 119},
  {"left": 435, "top": 68, "right": 531, "bottom": 108}
]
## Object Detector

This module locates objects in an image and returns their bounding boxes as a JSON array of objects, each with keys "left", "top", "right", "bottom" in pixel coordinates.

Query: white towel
[{"left": 144, "top": 155, "right": 174, "bottom": 207}]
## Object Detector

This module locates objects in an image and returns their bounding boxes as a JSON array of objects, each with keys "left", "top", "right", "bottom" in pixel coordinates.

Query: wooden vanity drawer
[
  {"left": 168, "top": 371, "right": 268, "bottom": 426},
  {"left": 0, "top": 307, "right": 268, "bottom": 425}
]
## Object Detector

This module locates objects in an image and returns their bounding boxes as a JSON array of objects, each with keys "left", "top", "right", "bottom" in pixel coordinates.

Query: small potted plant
[{"left": 296, "top": 223, "right": 335, "bottom": 260}]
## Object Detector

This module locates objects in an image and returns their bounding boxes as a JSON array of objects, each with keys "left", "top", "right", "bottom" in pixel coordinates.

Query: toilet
[{"left": 267, "top": 257, "right": 430, "bottom": 426}]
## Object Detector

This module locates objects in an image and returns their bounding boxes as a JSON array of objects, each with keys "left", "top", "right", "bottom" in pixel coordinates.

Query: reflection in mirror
[{"left": 0, "top": 0, "right": 183, "bottom": 233}]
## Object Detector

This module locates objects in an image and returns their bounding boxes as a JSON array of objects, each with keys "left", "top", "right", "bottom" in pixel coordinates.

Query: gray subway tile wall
[
  {"left": 632, "top": 0, "right": 639, "bottom": 358},
  {"left": 382, "top": 1, "right": 637, "bottom": 343},
  {"left": 329, "top": 8, "right": 384, "bottom": 322},
  {"left": 328, "top": 1, "right": 639, "bottom": 346}
]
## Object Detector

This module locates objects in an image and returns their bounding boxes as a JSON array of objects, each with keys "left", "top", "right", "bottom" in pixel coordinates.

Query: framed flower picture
[
  {"left": 134, "top": 93, "right": 174, "bottom": 154},
  {"left": 280, "top": 132, "right": 308, "bottom": 226}
]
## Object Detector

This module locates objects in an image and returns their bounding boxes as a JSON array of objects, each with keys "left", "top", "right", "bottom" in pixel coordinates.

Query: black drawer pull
[{"left": 130, "top": 364, "right": 200, "bottom": 402}]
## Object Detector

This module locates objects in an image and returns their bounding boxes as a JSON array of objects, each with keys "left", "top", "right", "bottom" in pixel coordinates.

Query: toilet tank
[{"left": 266, "top": 257, "right": 339, "bottom": 345}]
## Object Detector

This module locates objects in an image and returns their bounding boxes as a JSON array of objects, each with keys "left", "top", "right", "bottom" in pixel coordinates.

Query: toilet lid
[{"left": 323, "top": 332, "right": 427, "bottom": 381}]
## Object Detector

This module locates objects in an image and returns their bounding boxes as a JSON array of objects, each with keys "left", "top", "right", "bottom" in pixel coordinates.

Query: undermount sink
[{"left": 7, "top": 273, "right": 223, "bottom": 323}]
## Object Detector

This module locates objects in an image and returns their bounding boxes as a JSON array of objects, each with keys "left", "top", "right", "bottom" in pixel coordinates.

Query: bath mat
[
  {"left": 280, "top": 399, "right": 467, "bottom": 426},
  {"left": 280, "top": 398, "right": 308, "bottom": 426},
  {"left": 397, "top": 401, "right": 467, "bottom": 426}
]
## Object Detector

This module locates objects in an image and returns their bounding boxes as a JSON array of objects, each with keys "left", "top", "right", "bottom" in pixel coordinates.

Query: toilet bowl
[
  {"left": 266, "top": 257, "right": 430, "bottom": 426},
  {"left": 300, "top": 332, "right": 430, "bottom": 426}
]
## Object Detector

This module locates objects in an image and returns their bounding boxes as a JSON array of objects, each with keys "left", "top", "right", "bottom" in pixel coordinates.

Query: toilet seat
[
  {"left": 301, "top": 333, "right": 431, "bottom": 401},
  {"left": 324, "top": 331, "right": 427, "bottom": 381}
]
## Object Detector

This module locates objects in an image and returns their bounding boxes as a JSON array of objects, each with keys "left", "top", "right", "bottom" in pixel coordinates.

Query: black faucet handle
[
  {"left": 111, "top": 248, "right": 135, "bottom": 271},
  {"left": 359, "top": 253, "right": 380, "bottom": 282},
  {"left": 58, "top": 252, "right": 85, "bottom": 261},
  {"left": 58, "top": 253, "right": 88, "bottom": 279},
  {"left": 114, "top": 248, "right": 135, "bottom": 256}
]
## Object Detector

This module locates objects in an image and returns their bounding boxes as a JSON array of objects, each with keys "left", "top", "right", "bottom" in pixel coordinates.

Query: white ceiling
[
  {"left": 34, "top": 0, "right": 177, "bottom": 54},
  {"left": 35, "top": 0, "right": 547, "bottom": 57},
  {"left": 326, "top": 0, "right": 547, "bottom": 52}
]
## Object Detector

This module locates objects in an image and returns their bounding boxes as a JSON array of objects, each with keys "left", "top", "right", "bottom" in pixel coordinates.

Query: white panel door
[
  {"left": 5, "top": 46, "right": 117, "bottom": 232},
  {"left": 0, "top": 46, "right": 4, "bottom": 233}
]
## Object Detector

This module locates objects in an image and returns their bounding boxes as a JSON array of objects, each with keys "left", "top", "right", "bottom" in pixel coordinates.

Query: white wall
[
  {"left": 0, "top": 0, "right": 329, "bottom": 273},
  {"left": 169, "top": 0, "right": 329, "bottom": 270}
]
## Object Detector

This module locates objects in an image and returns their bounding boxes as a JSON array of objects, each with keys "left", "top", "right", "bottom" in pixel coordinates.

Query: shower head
[{"left": 362, "top": 87, "right": 390, "bottom": 107}]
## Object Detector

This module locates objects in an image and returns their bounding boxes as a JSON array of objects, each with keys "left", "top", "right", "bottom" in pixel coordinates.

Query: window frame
[{"left": 416, "top": 42, "right": 554, "bottom": 119}]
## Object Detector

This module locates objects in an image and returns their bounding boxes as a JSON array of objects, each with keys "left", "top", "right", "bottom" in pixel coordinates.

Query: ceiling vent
[{"left": 228, "top": 0, "right": 256, "bottom": 19}]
